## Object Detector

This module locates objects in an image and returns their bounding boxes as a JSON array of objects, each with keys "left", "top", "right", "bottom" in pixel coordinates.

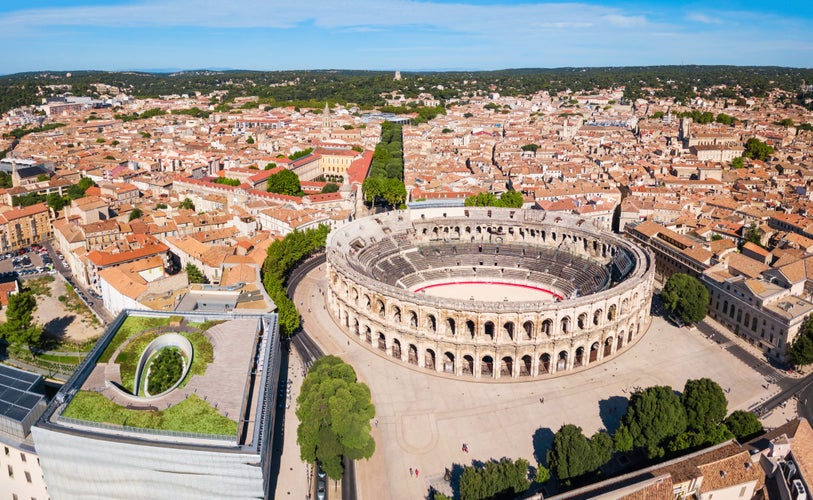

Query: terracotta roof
[
  {"left": 742, "top": 241, "right": 770, "bottom": 257},
  {"left": 347, "top": 150, "right": 373, "bottom": 185},
  {"left": 86, "top": 242, "right": 168, "bottom": 268},
  {"left": 0, "top": 203, "right": 48, "bottom": 222},
  {"left": 791, "top": 418, "right": 813, "bottom": 485},
  {"left": 727, "top": 253, "right": 770, "bottom": 279}
]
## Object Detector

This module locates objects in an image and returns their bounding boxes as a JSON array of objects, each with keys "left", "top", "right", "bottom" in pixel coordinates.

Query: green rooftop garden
[
  {"left": 63, "top": 391, "right": 238, "bottom": 436},
  {"left": 115, "top": 329, "right": 213, "bottom": 394},
  {"left": 99, "top": 316, "right": 171, "bottom": 363}
]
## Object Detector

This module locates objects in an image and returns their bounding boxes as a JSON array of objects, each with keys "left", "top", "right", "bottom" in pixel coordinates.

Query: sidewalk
[
  {"left": 274, "top": 348, "right": 312, "bottom": 500},
  {"left": 700, "top": 316, "right": 802, "bottom": 379}
]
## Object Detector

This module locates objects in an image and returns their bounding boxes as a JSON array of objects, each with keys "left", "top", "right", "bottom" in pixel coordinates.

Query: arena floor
[{"left": 412, "top": 281, "right": 561, "bottom": 302}]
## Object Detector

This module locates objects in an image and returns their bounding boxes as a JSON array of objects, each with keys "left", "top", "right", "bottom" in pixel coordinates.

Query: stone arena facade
[{"left": 326, "top": 207, "right": 655, "bottom": 380}]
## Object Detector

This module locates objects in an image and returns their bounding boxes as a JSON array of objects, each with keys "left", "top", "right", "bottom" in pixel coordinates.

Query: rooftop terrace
[{"left": 38, "top": 310, "right": 280, "bottom": 451}]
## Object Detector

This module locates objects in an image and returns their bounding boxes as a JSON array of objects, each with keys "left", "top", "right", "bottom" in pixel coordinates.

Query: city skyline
[{"left": 0, "top": 0, "right": 812, "bottom": 75}]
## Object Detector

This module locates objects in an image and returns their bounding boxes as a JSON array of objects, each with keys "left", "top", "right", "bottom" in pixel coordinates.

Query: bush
[{"left": 147, "top": 348, "right": 184, "bottom": 395}]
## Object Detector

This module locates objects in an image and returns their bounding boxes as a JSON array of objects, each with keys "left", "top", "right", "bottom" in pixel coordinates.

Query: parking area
[{"left": 0, "top": 244, "right": 56, "bottom": 280}]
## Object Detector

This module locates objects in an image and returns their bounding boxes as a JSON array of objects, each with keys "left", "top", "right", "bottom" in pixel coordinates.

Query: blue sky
[{"left": 0, "top": 0, "right": 811, "bottom": 74}]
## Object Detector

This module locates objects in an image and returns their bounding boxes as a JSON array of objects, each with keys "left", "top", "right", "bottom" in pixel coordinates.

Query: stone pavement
[{"left": 295, "top": 265, "right": 775, "bottom": 499}]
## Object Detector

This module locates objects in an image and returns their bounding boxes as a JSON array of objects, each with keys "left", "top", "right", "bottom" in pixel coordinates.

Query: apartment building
[{"left": 0, "top": 203, "right": 53, "bottom": 253}]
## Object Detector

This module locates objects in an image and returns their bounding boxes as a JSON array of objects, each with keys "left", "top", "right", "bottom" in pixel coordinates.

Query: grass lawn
[
  {"left": 37, "top": 353, "right": 82, "bottom": 364},
  {"left": 62, "top": 391, "right": 237, "bottom": 436},
  {"left": 116, "top": 329, "right": 213, "bottom": 393},
  {"left": 98, "top": 316, "right": 170, "bottom": 363}
]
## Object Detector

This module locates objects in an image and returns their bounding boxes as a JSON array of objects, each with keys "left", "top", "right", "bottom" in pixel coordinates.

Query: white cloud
[
  {"left": 602, "top": 14, "right": 647, "bottom": 28},
  {"left": 0, "top": 0, "right": 647, "bottom": 33},
  {"left": 686, "top": 13, "right": 724, "bottom": 25}
]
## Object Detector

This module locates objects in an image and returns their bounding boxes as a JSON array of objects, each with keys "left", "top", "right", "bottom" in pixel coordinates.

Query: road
[
  {"left": 695, "top": 319, "right": 813, "bottom": 420},
  {"left": 286, "top": 252, "right": 357, "bottom": 500}
]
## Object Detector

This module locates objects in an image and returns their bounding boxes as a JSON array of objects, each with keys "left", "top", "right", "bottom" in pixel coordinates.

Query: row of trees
[
  {"left": 296, "top": 356, "right": 375, "bottom": 480},
  {"left": 363, "top": 121, "right": 407, "bottom": 208},
  {"left": 548, "top": 378, "right": 763, "bottom": 485},
  {"left": 464, "top": 191, "right": 524, "bottom": 209},
  {"left": 212, "top": 177, "right": 241, "bottom": 187},
  {"left": 12, "top": 176, "right": 95, "bottom": 210},
  {"left": 456, "top": 458, "right": 533, "bottom": 500},
  {"left": 261, "top": 224, "right": 330, "bottom": 336}
]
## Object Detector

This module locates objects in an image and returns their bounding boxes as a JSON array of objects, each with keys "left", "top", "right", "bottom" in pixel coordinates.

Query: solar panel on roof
[
  {"left": 0, "top": 365, "right": 45, "bottom": 422},
  {"left": 17, "top": 393, "right": 41, "bottom": 410},
  {"left": 0, "top": 364, "right": 39, "bottom": 385},
  {"left": 4, "top": 406, "right": 27, "bottom": 420}
]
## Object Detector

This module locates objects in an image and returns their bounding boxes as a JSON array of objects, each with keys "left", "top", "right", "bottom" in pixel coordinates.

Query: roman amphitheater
[{"left": 325, "top": 207, "right": 656, "bottom": 381}]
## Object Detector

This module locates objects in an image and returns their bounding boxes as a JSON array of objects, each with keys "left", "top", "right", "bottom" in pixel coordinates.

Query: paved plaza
[{"left": 293, "top": 264, "right": 777, "bottom": 499}]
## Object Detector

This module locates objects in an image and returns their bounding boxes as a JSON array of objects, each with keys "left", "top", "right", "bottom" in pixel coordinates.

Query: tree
[
  {"left": 362, "top": 177, "right": 405, "bottom": 208},
  {"left": 621, "top": 386, "right": 687, "bottom": 458},
  {"left": 547, "top": 424, "right": 597, "bottom": 481},
  {"left": 743, "top": 138, "right": 774, "bottom": 161},
  {"left": 731, "top": 156, "right": 745, "bottom": 169},
  {"left": 47, "top": 193, "right": 67, "bottom": 212},
  {"left": 465, "top": 192, "right": 500, "bottom": 207},
  {"left": 288, "top": 147, "right": 314, "bottom": 161},
  {"left": 155, "top": 203, "right": 168, "bottom": 209},
  {"left": 459, "top": 458, "right": 531, "bottom": 500},
  {"left": 743, "top": 223, "right": 763, "bottom": 247},
  {"left": 465, "top": 190, "right": 523, "bottom": 208},
  {"left": 724, "top": 410, "right": 764, "bottom": 440},
  {"left": 535, "top": 464, "right": 550, "bottom": 484},
  {"left": 661, "top": 273, "right": 709, "bottom": 324},
  {"left": 499, "top": 190, "right": 524, "bottom": 208},
  {"left": 267, "top": 169, "right": 304, "bottom": 196},
  {"left": 264, "top": 162, "right": 278, "bottom": 170},
  {"left": 246, "top": 136, "right": 254, "bottom": 144},
  {"left": 521, "top": 143, "right": 539, "bottom": 152},
  {"left": 36, "top": 173, "right": 50, "bottom": 182},
  {"left": 0, "top": 171, "right": 11, "bottom": 188},
  {"left": 614, "top": 425, "right": 633, "bottom": 452},
  {"left": 179, "top": 197, "right": 195, "bottom": 211},
  {"left": 590, "top": 431, "right": 614, "bottom": 467},
  {"left": 789, "top": 315, "right": 813, "bottom": 365},
  {"left": 682, "top": 378, "right": 728, "bottom": 435},
  {"left": 716, "top": 113, "right": 735, "bottom": 126},
  {"left": 213, "top": 177, "right": 241, "bottom": 186},
  {"left": 128, "top": 208, "right": 143, "bottom": 221},
  {"left": 321, "top": 183, "right": 340, "bottom": 194},
  {"left": 0, "top": 291, "right": 41, "bottom": 348},
  {"left": 296, "top": 356, "right": 375, "bottom": 480},
  {"left": 185, "top": 263, "right": 208, "bottom": 284}
]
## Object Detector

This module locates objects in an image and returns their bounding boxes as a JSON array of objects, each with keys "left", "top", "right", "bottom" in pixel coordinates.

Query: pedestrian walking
[
  {"left": 415, "top": 469, "right": 419, "bottom": 478},
  {"left": 409, "top": 467, "right": 413, "bottom": 477}
]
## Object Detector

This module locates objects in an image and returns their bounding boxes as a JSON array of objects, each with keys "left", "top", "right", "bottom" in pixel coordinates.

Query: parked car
[
  {"left": 668, "top": 314, "right": 685, "bottom": 328},
  {"left": 317, "top": 479, "right": 326, "bottom": 500}
]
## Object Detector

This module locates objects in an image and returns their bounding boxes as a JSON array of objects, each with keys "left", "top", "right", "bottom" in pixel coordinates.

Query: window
[
  {"left": 740, "top": 486, "right": 747, "bottom": 497},
  {"left": 19, "top": 453, "right": 25, "bottom": 463},
  {"left": 24, "top": 471, "right": 31, "bottom": 483},
  {"left": 7, "top": 464, "right": 12, "bottom": 477}
]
